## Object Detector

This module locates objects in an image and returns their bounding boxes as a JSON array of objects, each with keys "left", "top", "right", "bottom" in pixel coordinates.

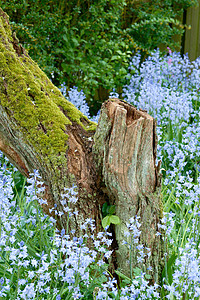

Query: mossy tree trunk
[{"left": 0, "top": 8, "right": 164, "bottom": 283}]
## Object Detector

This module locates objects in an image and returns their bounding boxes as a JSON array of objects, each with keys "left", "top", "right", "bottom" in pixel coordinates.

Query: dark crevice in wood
[
  {"left": 38, "top": 122, "right": 47, "bottom": 134},
  {"left": 12, "top": 32, "right": 26, "bottom": 56}
]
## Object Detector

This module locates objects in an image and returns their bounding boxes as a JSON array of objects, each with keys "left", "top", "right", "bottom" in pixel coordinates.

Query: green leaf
[
  {"left": 102, "top": 215, "right": 111, "bottom": 228},
  {"left": 71, "top": 37, "right": 79, "bottom": 47},
  {"left": 108, "top": 205, "right": 116, "bottom": 215},
  {"left": 167, "top": 119, "right": 173, "bottom": 140},
  {"left": 102, "top": 202, "right": 108, "bottom": 215},
  {"left": 133, "top": 267, "right": 143, "bottom": 277},
  {"left": 116, "top": 50, "right": 123, "bottom": 55},
  {"left": 115, "top": 270, "right": 131, "bottom": 283},
  {"left": 111, "top": 55, "right": 121, "bottom": 61},
  {"left": 119, "top": 67, "right": 127, "bottom": 75},
  {"left": 109, "top": 215, "right": 120, "bottom": 225},
  {"left": 169, "top": 291, "right": 175, "bottom": 300},
  {"left": 162, "top": 252, "right": 177, "bottom": 285}
]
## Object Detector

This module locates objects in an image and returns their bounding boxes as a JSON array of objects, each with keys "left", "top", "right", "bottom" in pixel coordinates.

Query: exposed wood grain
[{"left": 93, "top": 99, "right": 163, "bottom": 282}]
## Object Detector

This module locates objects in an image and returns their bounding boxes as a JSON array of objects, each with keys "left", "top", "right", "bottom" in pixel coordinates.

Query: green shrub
[{"left": 1, "top": 0, "right": 198, "bottom": 114}]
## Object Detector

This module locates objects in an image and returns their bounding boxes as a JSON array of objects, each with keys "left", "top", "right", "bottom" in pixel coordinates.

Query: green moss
[
  {"left": 0, "top": 12, "right": 12, "bottom": 43},
  {"left": 0, "top": 12, "right": 97, "bottom": 164},
  {"left": 54, "top": 95, "right": 97, "bottom": 131}
]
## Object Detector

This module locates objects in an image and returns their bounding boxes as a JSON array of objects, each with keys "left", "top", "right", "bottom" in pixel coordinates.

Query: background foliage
[{"left": 0, "top": 0, "right": 198, "bottom": 114}]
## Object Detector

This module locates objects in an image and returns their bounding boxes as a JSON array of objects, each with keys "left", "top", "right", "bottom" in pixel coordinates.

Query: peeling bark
[{"left": 0, "top": 8, "right": 164, "bottom": 283}]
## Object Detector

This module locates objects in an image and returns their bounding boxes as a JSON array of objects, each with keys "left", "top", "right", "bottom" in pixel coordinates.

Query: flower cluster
[
  {"left": 164, "top": 242, "right": 200, "bottom": 299},
  {"left": 0, "top": 163, "right": 113, "bottom": 299},
  {"left": 123, "top": 49, "right": 200, "bottom": 206},
  {"left": 60, "top": 85, "right": 91, "bottom": 119}
]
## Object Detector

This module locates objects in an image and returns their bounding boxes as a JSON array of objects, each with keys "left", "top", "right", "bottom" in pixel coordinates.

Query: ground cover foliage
[
  {"left": 0, "top": 50, "right": 200, "bottom": 299},
  {"left": 0, "top": 0, "right": 198, "bottom": 114}
]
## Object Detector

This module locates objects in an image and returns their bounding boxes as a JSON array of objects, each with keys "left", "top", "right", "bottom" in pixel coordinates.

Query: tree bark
[{"left": 0, "top": 8, "right": 164, "bottom": 283}]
